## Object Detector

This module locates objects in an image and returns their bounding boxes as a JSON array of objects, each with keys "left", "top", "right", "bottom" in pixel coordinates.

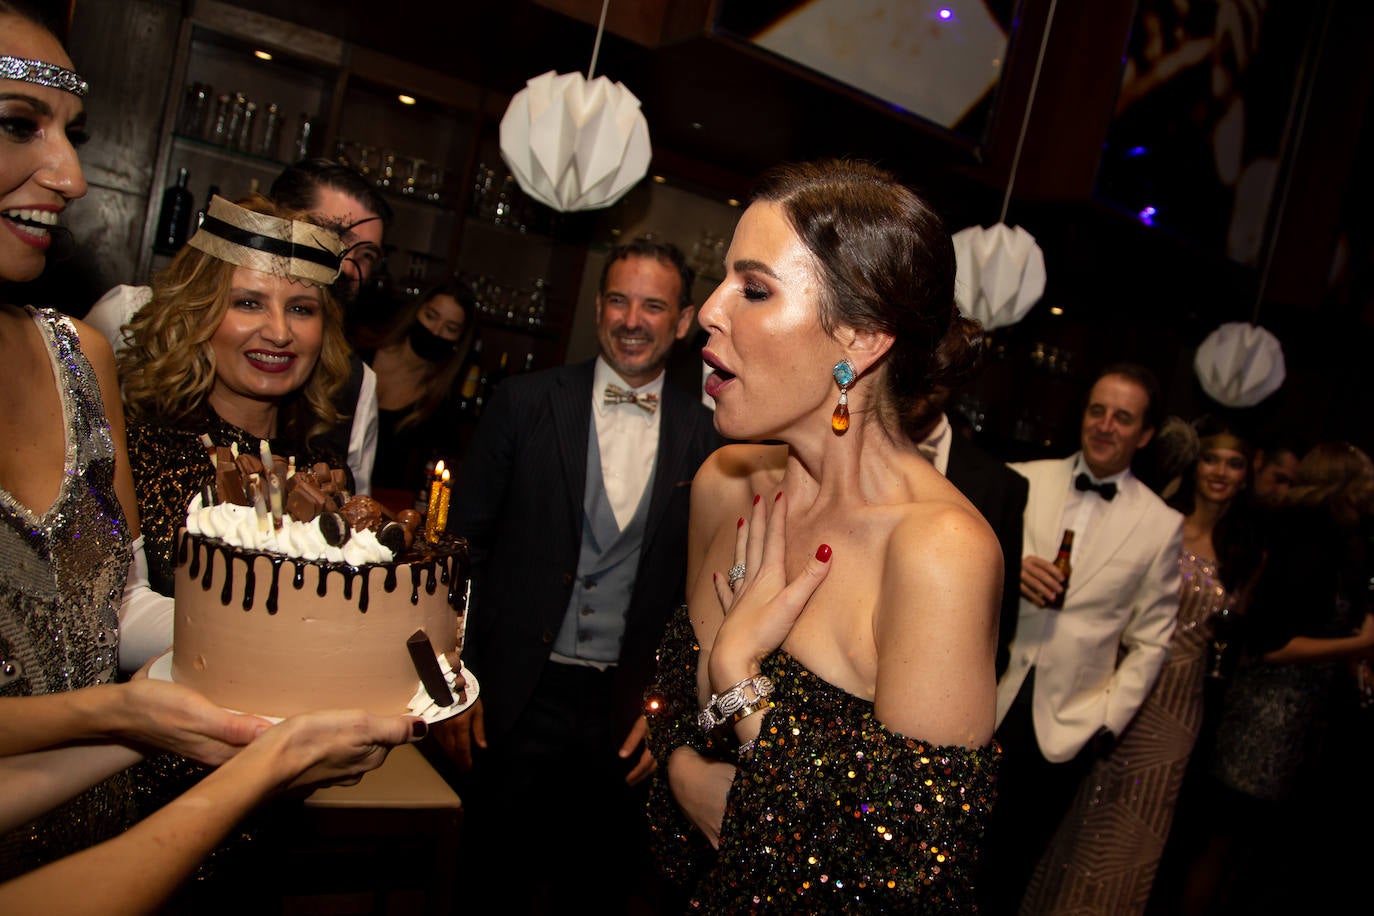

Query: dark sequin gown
[
  {"left": 1021, "top": 551, "right": 1230, "bottom": 915},
  {"left": 0, "top": 307, "right": 134, "bottom": 881},
  {"left": 646, "top": 605, "right": 999, "bottom": 913}
]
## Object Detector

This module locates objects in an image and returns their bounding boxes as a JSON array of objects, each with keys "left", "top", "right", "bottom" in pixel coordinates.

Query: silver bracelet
[
  {"left": 697, "top": 674, "right": 774, "bottom": 731},
  {"left": 737, "top": 736, "right": 759, "bottom": 757}
]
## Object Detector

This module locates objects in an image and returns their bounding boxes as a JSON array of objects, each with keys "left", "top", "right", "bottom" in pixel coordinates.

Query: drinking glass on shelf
[
  {"left": 208, "top": 93, "right": 232, "bottom": 145},
  {"left": 421, "top": 164, "right": 446, "bottom": 204},
  {"left": 376, "top": 149, "right": 397, "bottom": 191},
  {"left": 400, "top": 157, "right": 420, "bottom": 196},
  {"left": 357, "top": 145, "right": 380, "bottom": 179}
]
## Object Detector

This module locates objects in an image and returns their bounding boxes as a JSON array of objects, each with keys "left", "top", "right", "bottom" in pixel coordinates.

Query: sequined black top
[
  {"left": 127, "top": 414, "right": 346, "bottom": 597},
  {"left": 0, "top": 307, "right": 134, "bottom": 880},
  {"left": 646, "top": 605, "right": 999, "bottom": 913}
]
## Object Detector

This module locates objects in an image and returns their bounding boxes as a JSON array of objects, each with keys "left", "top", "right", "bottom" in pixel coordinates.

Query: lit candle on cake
[
  {"left": 435, "top": 468, "right": 452, "bottom": 536},
  {"left": 259, "top": 439, "right": 273, "bottom": 470},
  {"left": 424, "top": 460, "right": 446, "bottom": 541}
]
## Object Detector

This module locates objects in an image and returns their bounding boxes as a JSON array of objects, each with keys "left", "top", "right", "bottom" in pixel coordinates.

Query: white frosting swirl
[{"left": 186, "top": 492, "right": 394, "bottom": 565}]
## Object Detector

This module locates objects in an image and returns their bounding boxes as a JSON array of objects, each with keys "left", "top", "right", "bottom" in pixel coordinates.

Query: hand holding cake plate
[{"left": 147, "top": 651, "right": 479, "bottom": 726}]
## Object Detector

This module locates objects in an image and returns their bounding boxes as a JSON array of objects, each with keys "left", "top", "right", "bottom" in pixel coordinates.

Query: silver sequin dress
[{"left": 0, "top": 307, "right": 134, "bottom": 880}]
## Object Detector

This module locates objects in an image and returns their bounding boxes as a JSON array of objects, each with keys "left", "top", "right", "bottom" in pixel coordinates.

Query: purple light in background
[
  {"left": 1125, "top": 146, "right": 1148, "bottom": 157},
  {"left": 1138, "top": 206, "right": 1157, "bottom": 226},
  {"left": 938, "top": 8, "right": 953, "bottom": 20}
]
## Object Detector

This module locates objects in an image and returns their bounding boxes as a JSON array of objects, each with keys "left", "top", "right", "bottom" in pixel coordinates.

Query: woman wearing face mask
[{"left": 359, "top": 279, "right": 475, "bottom": 496}]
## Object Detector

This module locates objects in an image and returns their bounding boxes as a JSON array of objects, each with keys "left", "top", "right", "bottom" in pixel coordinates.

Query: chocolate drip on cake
[{"left": 267, "top": 557, "right": 283, "bottom": 615}]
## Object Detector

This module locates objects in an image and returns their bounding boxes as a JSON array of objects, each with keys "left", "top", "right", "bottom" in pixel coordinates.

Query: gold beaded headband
[
  {"left": 187, "top": 196, "right": 345, "bottom": 287},
  {"left": 1198, "top": 432, "right": 1250, "bottom": 454},
  {"left": 0, "top": 55, "right": 89, "bottom": 97}
]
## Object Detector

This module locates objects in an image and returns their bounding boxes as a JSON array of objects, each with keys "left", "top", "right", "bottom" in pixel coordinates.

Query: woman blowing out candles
[
  {"left": 0, "top": 4, "right": 423, "bottom": 910},
  {"left": 644, "top": 159, "right": 1002, "bottom": 911}
]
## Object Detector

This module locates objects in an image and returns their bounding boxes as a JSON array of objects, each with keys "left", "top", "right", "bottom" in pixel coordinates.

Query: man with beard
[
  {"left": 437, "top": 237, "right": 722, "bottom": 913},
  {"left": 84, "top": 159, "right": 391, "bottom": 493}
]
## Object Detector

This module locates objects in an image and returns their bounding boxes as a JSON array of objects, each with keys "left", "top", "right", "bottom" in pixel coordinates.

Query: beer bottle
[{"left": 1045, "top": 529, "right": 1074, "bottom": 610}]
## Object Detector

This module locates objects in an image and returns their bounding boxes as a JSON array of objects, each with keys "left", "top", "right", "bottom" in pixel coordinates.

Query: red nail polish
[
  {"left": 775, "top": 491, "right": 783, "bottom": 502},
  {"left": 753, "top": 494, "right": 761, "bottom": 505},
  {"left": 737, "top": 517, "right": 745, "bottom": 529},
  {"left": 815, "top": 544, "right": 832, "bottom": 562}
]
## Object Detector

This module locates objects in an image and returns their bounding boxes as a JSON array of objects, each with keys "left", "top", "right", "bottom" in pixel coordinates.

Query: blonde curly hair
[{"left": 119, "top": 194, "right": 350, "bottom": 442}]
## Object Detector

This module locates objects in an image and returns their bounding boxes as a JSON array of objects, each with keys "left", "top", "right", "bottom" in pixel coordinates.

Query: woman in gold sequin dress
[
  {"left": 645, "top": 160, "right": 1001, "bottom": 912},
  {"left": 1023, "top": 417, "right": 1263, "bottom": 914}
]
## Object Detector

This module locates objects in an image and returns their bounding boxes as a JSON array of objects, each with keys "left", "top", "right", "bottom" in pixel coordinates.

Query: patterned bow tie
[
  {"left": 1075, "top": 472, "right": 1117, "bottom": 502},
  {"left": 604, "top": 384, "right": 658, "bottom": 413}
]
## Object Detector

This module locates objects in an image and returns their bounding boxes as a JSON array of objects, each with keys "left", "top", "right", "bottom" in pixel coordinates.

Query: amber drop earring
[{"left": 831, "top": 359, "right": 855, "bottom": 434}]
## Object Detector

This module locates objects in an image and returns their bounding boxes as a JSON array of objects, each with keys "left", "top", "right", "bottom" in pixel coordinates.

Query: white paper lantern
[
  {"left": 499, "top": 70, "right": 652, "bottom": 213},
  {"left": 1193, "top": 322, "right": 1286, "bottom": 408},
  {"left": 952, "top": 223, "right": 1047, "bottom": 331}
]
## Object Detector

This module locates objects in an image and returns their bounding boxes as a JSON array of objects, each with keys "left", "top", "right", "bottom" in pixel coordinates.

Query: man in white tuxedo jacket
[{"left": 979, "top": 363, "right": 1183, "bottom": 914}]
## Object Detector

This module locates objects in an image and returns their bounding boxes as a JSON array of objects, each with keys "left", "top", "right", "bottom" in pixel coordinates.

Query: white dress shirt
[
  {"left": 918, "top": 412, "right": 952, "bottom": 476},
  {"left": 1060, "top": 456, "right": 1129, "bottom": 547},
  {"left": 592, "top": 357, "right": 662, "bottom": 530}
]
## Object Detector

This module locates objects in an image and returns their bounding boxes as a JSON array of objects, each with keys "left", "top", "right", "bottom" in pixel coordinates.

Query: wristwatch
[{"left": 698, "top": 674, "right": 774, "bottom": 731}]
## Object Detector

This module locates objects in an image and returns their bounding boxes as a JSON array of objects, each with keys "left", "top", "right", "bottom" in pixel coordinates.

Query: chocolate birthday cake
[{"left": 170, "top": 445, "right": 471, "bottom": 719}]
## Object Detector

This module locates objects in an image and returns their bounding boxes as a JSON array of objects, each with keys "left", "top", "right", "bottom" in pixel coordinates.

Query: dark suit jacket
[
  {"left": 946, "top": 433, "right": 1029, "bottom": 678},
  {"left": 452, "top": 359, "right": 722, "bottom": 743}
]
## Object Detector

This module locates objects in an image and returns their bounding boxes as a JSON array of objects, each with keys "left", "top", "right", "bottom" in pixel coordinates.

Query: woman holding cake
[
  {"left": 644, "top": 159, "right": 1001, "bottom": 910},
  {"left": 0, "top": 1, "right": 426, "bottom": 905},
  {"left": 118, "top": 192, "right": 355, "bottom": 661}
]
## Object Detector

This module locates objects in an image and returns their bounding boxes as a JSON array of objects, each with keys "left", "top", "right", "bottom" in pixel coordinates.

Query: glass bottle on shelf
[
  {"left": 153, "top": 167, "right": 194, "bottom": 255},
  {"left": 224, "top": 93, "right": 247, "bottom": 149},
  {"left": 456, "top": 337, "right": 484, "bottom": 417},
  {"left": 257, "top": 103, "right": 282, "bottom": 159},
  {"left": 293, "top": 113, "right": 313, "bottom": 161},
  {"left": 195, "top": 183, "right": 220, "bottom": 230},
  {"left": 178, "top": 82, "right": 212, "bottom": 137},
  {"left": 234, "top": 100, "right": 257, "bottom": 153},
  {"left": 208, "top": 93, "right": 232, "bottom": 145}
]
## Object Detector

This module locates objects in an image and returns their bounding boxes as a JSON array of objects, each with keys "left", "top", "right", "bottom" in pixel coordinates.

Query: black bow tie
[
  {"left": 1075, "top": 473, "right": 1117, "bottom": 501},
  {"left": 604, "top": 384, "right": 658, "bottom": 413}
]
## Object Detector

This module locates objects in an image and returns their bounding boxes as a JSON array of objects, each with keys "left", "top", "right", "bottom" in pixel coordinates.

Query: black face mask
[{"left": 408, "top": 320, "right": 459, "bottom": 363}]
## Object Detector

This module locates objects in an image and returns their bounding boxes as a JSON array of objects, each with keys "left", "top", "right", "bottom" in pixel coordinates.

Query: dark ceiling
[{"left": 225, "top": 0, "right": 1011, "bottom": 217}]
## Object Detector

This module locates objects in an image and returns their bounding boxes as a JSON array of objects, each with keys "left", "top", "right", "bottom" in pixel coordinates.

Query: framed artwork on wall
[
  {"left": 711, "top": 0, "right": 1023, "bottom": 157},
  {"left": 1093, "top": 0, "right": 1332, "bottom": 267}
]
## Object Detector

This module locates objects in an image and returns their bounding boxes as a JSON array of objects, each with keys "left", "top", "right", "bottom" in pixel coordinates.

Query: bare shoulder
[{"left": 886, "top": 497, "right": 1002, "bottom": 588}]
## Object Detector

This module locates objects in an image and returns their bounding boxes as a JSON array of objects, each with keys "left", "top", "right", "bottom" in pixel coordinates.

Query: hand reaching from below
[
  {"left": 431, "top": 698, "right": 486, "bottom": 772},
  {"left": 666, "top": 745, "right": 736, "bottom": 849},
  {"left": 619, "top": 714, "right": 657, "bottom": 786},
  {"left": 708, "top": 492, "right": 831, "bottom": 685}
]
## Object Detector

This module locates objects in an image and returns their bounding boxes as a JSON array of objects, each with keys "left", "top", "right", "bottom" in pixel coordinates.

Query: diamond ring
[{"left": 727, "top": 563, "right": 747, "bottom": 590}]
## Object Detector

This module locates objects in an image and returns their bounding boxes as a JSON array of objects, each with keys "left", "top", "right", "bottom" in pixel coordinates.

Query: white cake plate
[{"left": 147, "top": 651, "right": 479, "bottom": 725}]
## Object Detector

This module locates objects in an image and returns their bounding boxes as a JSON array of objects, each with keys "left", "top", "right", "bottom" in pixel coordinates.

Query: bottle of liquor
[
  {"left": 487, "top": 351, "right": 510, "bottom": 393},
  {"left": 455, "top": 337, "right": 484, "bottom": 417},
  {"left": 153, "top": 167, "right": 194, "bottom": 255},
  {"left": 521, "top": 352, "right": 535, "bottom": 373},
  {"left": 1045, "top": 529, "right": 1074, "bottom": 610},
  {"left": 195, "top": 184, "right": 220, "bottom": 230}
]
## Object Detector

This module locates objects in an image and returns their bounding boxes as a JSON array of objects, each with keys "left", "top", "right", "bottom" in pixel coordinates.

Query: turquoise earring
[{"left": 831, "top": 359, "right": 855, "bottom": 433}]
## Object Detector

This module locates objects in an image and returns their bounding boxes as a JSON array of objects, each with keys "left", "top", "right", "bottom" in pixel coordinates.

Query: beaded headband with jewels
[
  {"left": 0, "top": 55, "right": 89, "bottom": 97},
  {"left": 187, "top": 196, "right": 345, "bottom": 287},
  {"left": 1198, "top": 432, "right": 1250, "bottom": 455}
]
